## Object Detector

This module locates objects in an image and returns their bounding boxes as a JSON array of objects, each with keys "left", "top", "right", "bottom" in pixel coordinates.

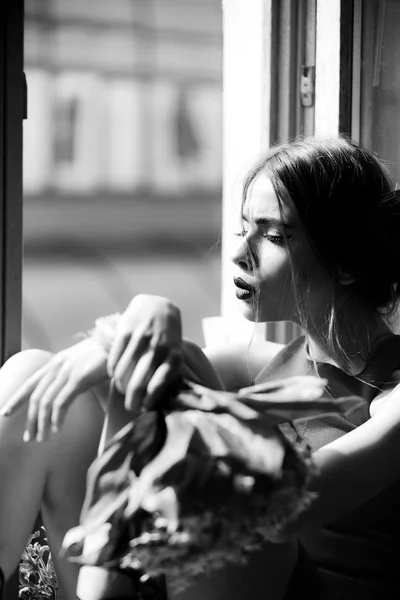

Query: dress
[{"left": 255, "top": 334, "right": 400, "bottom": 600}]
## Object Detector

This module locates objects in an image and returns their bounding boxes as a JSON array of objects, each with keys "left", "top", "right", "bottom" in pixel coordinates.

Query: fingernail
[
  {"left": 36, "top": 433, "right": 43, "bottom": 442},
  {"left": 0, "top": 408, "right": 10, "bottom": 416},
  {"left": 51, "top": 424, "right": 59, "bottom": 434},
  {"left": 23, "top": 431, "right": 31, "bottom": 442}
]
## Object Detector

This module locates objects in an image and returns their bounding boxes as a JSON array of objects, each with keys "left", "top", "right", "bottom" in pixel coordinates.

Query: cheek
[
  {"left": 259, "top": 258, "right": 291, "bottom": 284},
  {"left": 294, "top": 255, "right": 334, "bottom": 308},
  {"left": 291, "top": 241, "right": 323, "bottom": 283},
  {"left": 282, "top": 239, "right": 333, "bottom": 304},
  {"left": 258, "top": 250, "right": 293, "bottom": 295}
]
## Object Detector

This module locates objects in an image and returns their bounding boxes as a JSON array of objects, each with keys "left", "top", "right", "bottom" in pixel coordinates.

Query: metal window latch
[
  {"left": 300, "top": 65, "right": 315, "bottom": 107},
  {"left": 23, "top": 72, "right": 28, "bottom": 119}
]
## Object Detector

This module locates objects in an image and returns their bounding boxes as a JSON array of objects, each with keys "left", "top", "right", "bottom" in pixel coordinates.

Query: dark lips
[
  {"left": 234, "top": 277, "right": 254, "bottom": 300},
  {"left": 234, "top": 276, "right": 254, "bottom": 292}
]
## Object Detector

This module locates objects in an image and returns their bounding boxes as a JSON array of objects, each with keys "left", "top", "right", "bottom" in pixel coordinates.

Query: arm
[
  {"left": 107, "top": 294, "right": 283, "bottom": 400},
  {"left": 203, "top": 340, "right": 283, "bottom": 391},
  {"left": 181, "top": 339, "right": 225, "bottom": 390},
  {"left": 275, "top": 383, "right": 400, "bottom": 540},
  {"left": 1, "top": 295, "right": 184, "bottom": 439},
  {"left": 1, "top": 291, "right": 282, "bottom": 441}
]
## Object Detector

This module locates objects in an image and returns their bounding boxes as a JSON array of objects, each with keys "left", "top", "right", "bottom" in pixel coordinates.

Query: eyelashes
[
  {"left": 261, "top": 233, "right": 288, "bottom": 246},
  {"left": 234, "top": 229, "right": 291, "bottom": 246}
]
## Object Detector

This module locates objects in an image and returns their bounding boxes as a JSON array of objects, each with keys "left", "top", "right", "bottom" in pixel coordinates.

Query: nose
[{"left": 230, "top": 234, "right": 255, "bottom": 272}]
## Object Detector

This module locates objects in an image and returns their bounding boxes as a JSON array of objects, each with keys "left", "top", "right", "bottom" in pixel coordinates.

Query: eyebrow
[{"left": 241, "top": 214, "right": 293, "bottom": 229}]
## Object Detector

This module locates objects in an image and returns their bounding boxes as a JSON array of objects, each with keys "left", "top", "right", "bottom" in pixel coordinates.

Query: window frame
[
  {"left": 221, "top": 0, "right": 316, "bottom": 344},
  {"left": 0, "top": 0, "right": 24, "bottom": 367}
]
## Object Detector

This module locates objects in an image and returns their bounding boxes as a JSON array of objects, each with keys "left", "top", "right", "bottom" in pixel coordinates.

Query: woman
[{"left": 2, "top": 136, "right": 400, "bottom": 599}]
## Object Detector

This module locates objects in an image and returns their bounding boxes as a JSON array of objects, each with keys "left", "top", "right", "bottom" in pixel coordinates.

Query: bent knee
[
  {"left": 0, "top": 349, "right": 54, "bottom": 410},
  {"left": 2, "top": 349, "right": 53, "bottom": 375}
]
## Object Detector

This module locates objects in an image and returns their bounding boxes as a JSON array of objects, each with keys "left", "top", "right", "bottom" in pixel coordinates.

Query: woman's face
[{"left": 231, "top": 174, "right": 331, "bottom": 323}]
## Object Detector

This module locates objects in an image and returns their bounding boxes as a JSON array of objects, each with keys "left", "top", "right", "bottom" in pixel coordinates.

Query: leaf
[
  {"left": 174, "top": 388, "right": 257, "bottom": 420},
  {"left": 179, "top": 377, "right": 364, "bottom": 423},
  {"left": 61, "top": 374, "right": 364, "bottom": 592},
  {"left": 237, "top": 375, "right": 326, "bottom": 396}
]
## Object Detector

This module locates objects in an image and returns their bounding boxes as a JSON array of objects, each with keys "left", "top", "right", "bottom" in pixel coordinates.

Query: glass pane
[
  {"left": 360, "top": 0, "right": 400, "bottom": 183},
  {"left": 23, "top": 0, "right": 223, "bottom": 353}
]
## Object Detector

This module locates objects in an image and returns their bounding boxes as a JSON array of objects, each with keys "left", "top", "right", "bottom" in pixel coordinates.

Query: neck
[{"left": 304, "top": 303, "right": 394, "bottom": 375}]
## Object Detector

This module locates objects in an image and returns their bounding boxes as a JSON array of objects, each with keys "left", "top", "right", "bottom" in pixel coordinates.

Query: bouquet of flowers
[{"left": 62, "top": 374, "right": 361, "bottom": 596}]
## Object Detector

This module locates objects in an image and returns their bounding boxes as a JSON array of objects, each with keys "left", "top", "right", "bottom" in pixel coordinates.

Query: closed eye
[{"left": 262, "top": 233, "right": 292, "bottom": 246}]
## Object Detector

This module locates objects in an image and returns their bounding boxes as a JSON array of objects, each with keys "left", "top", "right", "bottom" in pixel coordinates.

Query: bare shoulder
[
  {"left": 203, "top": 340, "right": 284, "bottom": 391},
  {"left": 370, "top": 368, "right": 400, "bottom": 417}
]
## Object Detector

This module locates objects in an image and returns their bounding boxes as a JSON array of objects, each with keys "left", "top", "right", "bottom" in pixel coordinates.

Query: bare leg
[
  {"left": 77, "top": 384, "right": 138, "bottom": 600},
  {"left": 41, "top": 384, "right": 104, "bottom": 598},
  {"left": 0, "top": 350, "right": 104, "bottom": 599},
  {"left": 0, "top": 350, "right": 56, "bottom": 579}
]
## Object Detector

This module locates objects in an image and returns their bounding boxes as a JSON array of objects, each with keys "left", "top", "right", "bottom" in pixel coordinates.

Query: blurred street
[
  {"left": 23, "top": 193, "right": 222, "bottom": 254},
  {"left": 22, "top": 193, "right": 222, "bottom": 352}
]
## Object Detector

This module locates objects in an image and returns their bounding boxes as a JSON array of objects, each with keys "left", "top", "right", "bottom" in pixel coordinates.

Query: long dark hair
[{"left": 242, "top": 136, "right": 400, "bottom": 366}]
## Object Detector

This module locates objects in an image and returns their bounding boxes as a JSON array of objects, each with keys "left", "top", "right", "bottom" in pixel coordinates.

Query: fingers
[
  {"left": 109, "top": 323, "right": 184, "bottom": 413},
  {"left": 0, "top": 367, "right": 44, "bottom": 417},
  {"left": 141, "top": 350, "right": 182, "bottom": 410},
  {"left": 112, "top": 333, "right": 182, "bottom": 412},
  {"left": 107, "top": 330, "right": 130, "bottom": 379},
  {"left": 123, "top": 349, "right": 160, "bottom": 413},
  {"left": 113, "top": 334, "right": 148, "bottom": 394},
  {"left": 1, "top": 340, "right": 107, "bottom": 443},
  {"left": 24, "top": 370, "right": 66, "bottom": 442},
  {"left": 50, "top": 380, "right": 82, "bottom": 434},
  {"left": 26, "top": 376, "right": 88, "bottom": 442},
  {"left": 6, "top": 365, "right": 86, "bottom": 443},
  {"left": 0, "top": 359, "right": 67, "bottom": 442},
  {"left": 123, "top": 345, "right": 183, "bottom": 413},
  {"left": 35, "top": 375, "right": 71, "bottom": 441}
]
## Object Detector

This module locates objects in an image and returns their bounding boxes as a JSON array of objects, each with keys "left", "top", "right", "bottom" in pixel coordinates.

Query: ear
[{"left": 337, "top": 267, "right": 356, "bottom": 286}]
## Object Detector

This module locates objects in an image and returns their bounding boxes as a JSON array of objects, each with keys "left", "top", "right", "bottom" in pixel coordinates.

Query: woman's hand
[
  {"left": 107, "top": 294, "right": 183, "bottom": 413},
  {"left": 0, "top": 338, "right": 108, "bottom": 442},
  {"left": 0, "top": 294, "right": 184, "bottom": 442}
]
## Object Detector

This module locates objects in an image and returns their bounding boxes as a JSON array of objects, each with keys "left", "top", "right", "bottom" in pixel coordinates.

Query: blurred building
[
  {"left": 21, "top": 0, "right": 223, "bottom": 352},
  {"left": 23, "top": 0, "right": 223, "bottom": 251}
]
